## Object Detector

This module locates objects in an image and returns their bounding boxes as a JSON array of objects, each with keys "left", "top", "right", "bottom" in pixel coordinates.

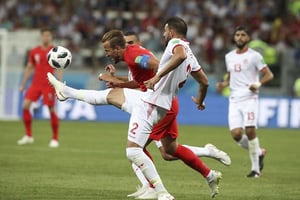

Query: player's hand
[
  {"left": 106, "top": 82, "right": 114, "bottom": 88},
  {"left": 144, "top": 75, "right": 160, "bottom": 90},
  {"left": 192, "top": 96, "right": 206, "bottom": 110},
  {"left": 215, "top": 82, "right": 225, "bottom": 93},
  {"left": 249, "top": 82, "right": 261, "bottom": 92},
  {"left": 98, "top": 73, "right": 115, "bottom": 82},
  {"left": 105, "top": 64, "right": 116, "bottom": 76}
]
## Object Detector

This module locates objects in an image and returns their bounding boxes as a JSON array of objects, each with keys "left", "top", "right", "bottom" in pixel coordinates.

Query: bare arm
[
  {"left": 99, "top": 73, "right": 140, "bottom": 89},
  {"left": 144, "top": 45, "right": 186, "bottom": 89},
  {"left": 215, "top": 72, "right": 230, "bottom": 93},
  {"left": 190, "top": 69, "right": 209, "bottom": 110},
  {"left": 249, "top": 66, "right": 274, "bottom": 91},
  {"left": 20, "top": 62, "right": 34, "bottom": 92}
]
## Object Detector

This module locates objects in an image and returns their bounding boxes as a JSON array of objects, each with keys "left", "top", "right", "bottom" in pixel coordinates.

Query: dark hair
[
  {"left": 124, "top": 31, "right": 138, "bottom": 37},
  {"left": 40, "top": 27, "right": 52, "bottom": 34},
  {"left": 102, "top": 30, "right": 126, "bottom": 49},
  {"left": 234, "top": 26, "right": 251, "bottom": 36},
  {"left": 124, "top": 31, "right": 140, "bottom": 42},
  {"left": 165, "top": 17, "right": 187, "bottom": 37}
]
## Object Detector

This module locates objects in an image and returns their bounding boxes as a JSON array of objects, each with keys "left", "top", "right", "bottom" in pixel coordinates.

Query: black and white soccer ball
[{"left": 47, "top": 46, "right": 72, "bottom": 69}]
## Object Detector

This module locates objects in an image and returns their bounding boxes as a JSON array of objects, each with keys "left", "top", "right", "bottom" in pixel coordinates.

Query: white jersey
[
  {"left": 142, "top": 38, "right": 201, "bottom": 110},
  {"left": 225, "top": 48, "right": 266, "bottom": 101}
]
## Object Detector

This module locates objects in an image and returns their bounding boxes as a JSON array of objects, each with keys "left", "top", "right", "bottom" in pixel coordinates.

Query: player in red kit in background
[{"left": 18, "top": 28, "right": 63, "bottom": 148}]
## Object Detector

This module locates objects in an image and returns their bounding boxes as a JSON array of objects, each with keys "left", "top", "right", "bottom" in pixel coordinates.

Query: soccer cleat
[
  {"left": 259, "top": 148, "right": 266, "bottom": 171},
  {"left": 136, "top": 187, "right": 157, "bottom": 199},
  {"left": 246, "top": 170, "right": 261, "bottom": 178},
  {"left": 206, "top": 170, "right": 222, "bottom": 198},
  {"left": 205, "top": 144, "right": 231, "bottom": 166},
  {"left": 49, "top": 139, "right": 59, "bottom": 148},
  {"left": 17, "top": 135, "right": 34, "bottom": 145},
  {"left": 127, "top": 185, "right": 149, "bottom": 198},
  {"left": 157, "top": 192, "right": 175, "bottom": 200},
  {"left": 47, "top": 72, "right": 67, "bottom": 101}
]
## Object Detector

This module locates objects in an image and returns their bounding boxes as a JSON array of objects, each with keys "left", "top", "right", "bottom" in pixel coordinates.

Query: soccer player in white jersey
[
  {"left": 141, "top": 16, "right": 222, "bottom": 198},
  {"left": 216, "top": 26, "right": 274, "bottom": 178}
]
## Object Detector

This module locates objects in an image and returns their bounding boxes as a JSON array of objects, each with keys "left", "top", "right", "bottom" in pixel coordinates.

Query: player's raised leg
[
  {"left": 47, "top": 72, "right": 114, "bottom": 106},
  {"left": 161, "top": 135, "right": 222, "bottom": 198}
]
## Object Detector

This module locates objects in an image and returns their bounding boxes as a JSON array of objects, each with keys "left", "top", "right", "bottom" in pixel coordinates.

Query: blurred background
[{"left": 0, "top": 0, "right": 299, "bottom": 127}]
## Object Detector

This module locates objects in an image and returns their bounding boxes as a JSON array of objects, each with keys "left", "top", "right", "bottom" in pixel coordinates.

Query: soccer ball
[{"left": 47, "top": 46, "right": 72, "bottom": 69}]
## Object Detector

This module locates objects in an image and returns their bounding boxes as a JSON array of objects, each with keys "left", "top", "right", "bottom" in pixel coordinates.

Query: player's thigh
[
  {"left": 242, "top": 97, "right": 258, "bottom": 128},
  {"left": 41, "top": 86, "right": 56, "bottom": 106},
  {"left": 122, "top": 88, "right": 144, "bottom": 113},
  {"left": 228, "top": 101, "right": 243, "bottom": 130},
  {"left": 150, "top": 97, "right": 179, "bottom": 140},
  {"left": 24, "top": 86, "right": 42, "bottom": 108},
  {"left": 128, "top": 102, "right": 166, "bottom": 147},
  {"left": 150, "top": 111, "right": 178, "bottom": 140}
]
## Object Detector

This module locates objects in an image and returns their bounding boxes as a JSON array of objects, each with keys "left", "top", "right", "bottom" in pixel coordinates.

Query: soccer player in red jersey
[
  {"left": 18, "top": 28, "right": 63, "bottom": 148},
  {"left": 48, "top": 29, "right": 229, "bottom": 199}
]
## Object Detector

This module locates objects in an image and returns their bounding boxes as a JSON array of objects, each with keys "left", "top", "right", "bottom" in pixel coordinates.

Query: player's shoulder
[
  {"left": 30, "top": 46, "right": 42, "bottom": 52},
  {"left": 225, "top": 49, "right": 236, "bottom": 58},
  {"left": 126, "top": 44, "right": 151, "bottom": 54},
  {"left": 247, "top": 48, "right": 263, "bottom": 58}
]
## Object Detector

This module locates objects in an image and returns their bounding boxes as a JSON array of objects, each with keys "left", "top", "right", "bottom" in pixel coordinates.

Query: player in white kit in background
[{"left": 216, "top": 26, "right": 274, "bottom": 178}]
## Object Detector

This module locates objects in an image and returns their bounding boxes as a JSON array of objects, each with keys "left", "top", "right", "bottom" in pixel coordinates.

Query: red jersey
[
  {"left": 28, "top": 45, "right": 54, "bottom": 86},
  {"left": 123, "top": 45, "right": 155, "bottom": 90}
]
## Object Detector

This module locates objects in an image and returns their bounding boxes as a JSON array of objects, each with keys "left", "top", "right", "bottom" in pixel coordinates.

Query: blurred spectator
[{"left": 0, "top": 0, "right": 299, "bottom": 95}]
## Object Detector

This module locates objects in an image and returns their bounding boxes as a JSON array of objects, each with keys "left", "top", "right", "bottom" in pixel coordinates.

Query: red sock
[
  {"left": 23, "top": 109, "right": 32, "bottom": 137},
  {"left": 143, "top": 148, "right": 155, "bottom": 188},
  {"left": 50, "top": 112, "right": 59, "bottom": 140},
  {"left": 174, "top": 144, "right": 210, "bottom": 177}
]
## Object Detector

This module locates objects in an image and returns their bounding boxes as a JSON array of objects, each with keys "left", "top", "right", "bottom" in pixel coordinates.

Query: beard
[
  {"left": 236, "top": 41, "right": 248, "bottom": 49},
  {"left": 164, "top": 35, "right": 172, "bottom": 47}
]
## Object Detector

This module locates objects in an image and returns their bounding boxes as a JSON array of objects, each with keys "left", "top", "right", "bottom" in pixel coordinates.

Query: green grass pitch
[{"left": 0, "top": 120, "right": 300, "bottom": 200}]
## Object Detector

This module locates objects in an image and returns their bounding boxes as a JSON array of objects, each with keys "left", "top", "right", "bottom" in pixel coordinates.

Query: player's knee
[
  {"left": 161, "top": 152, "right": 174, "bottom": 161},
  {"left": 126, "top": 147, "right": 143, "bottom": 162},
  {"left": 231, "top": 128, "right": 243, "bottom": 141}
]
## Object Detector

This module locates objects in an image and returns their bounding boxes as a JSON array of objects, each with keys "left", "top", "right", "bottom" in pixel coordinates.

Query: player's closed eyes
[{"left": 127, "top": 41, "right": 134, "bottom": 44}]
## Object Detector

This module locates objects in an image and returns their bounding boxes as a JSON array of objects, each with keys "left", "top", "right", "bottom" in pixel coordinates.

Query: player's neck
[
  {"left": 41, "top": 43, "right": 51, "bottom": 49},
  {"left": 236, "top": 46, "right": 248, "bottom": 54}
]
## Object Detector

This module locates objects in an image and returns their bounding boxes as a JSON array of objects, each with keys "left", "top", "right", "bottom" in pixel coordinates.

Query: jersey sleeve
[
  {"left": 190, "top": 55, "right": 202, "bottom": 72},
  {"left": 254, "top": 52, "right": 267, "bottom": 71},
  {"left": 127, "top": 46, "right": 153, "bottom": 69}
]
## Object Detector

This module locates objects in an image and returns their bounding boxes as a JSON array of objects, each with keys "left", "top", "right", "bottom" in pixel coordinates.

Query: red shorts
[
  {"left": 25, "top": 85, "right": 56, "bottom": 106},
  {"left": 149, "top": 97, "right": 179, "bottom": 140}
]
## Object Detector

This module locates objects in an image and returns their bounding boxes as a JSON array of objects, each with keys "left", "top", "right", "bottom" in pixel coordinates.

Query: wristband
[{"left": 252, "top": 82, "right": 261, "bottom": 89}]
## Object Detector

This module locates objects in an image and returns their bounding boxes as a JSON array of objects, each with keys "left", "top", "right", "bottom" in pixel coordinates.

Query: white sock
[
  {"left": 238, "top": 134, "right": 263, "bottom": 155},
  {"left": 63, "top": 86, "right": 111, "bottom": 105},
  {"left": 126, "top": 147, "right": 167, "bottom": 193},
  {"left": 182, "top": 145, "right": 210, "bottom": 157},
  {"left": 131, "top": 163, "right": 149, "bottom": 187},
  {"left": 238, "top": 134, "right": 249, "bottom": 149},
  {"left": 248, "top": 137, "right": 260, "bottom": 172}
]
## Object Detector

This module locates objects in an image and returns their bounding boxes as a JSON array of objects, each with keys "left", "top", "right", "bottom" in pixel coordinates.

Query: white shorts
[
  {"left": 127, "top": 100, "right": 167, "bottom": 147},
  {"left": 228, "top": 97, "right": 258, "bottom": 130},
  {"left": 122, "top": 88, "right": 144, "bottom": 114}
]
